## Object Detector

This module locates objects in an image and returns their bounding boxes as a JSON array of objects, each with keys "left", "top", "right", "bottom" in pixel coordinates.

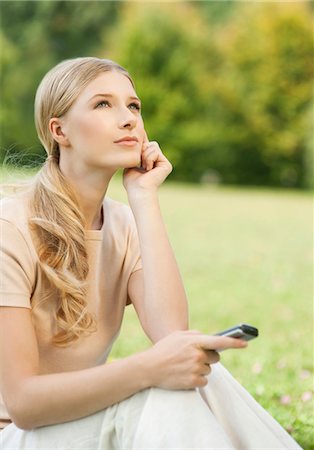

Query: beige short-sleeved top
[{"left": 0, "top": 191, "right": 142, "bottom": 427}]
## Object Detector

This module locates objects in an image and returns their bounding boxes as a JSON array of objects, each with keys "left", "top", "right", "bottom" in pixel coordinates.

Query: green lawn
[
  {"left": 107, "top": 176, "right": 313, "bottom": 449},
  {"left": 2, "top": 168, "right": 313, "bottom": 448}
]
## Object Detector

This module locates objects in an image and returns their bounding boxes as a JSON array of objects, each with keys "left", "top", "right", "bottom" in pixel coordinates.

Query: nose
[{"left": 118, "top": 108, "right": 137, "bottom": 130}]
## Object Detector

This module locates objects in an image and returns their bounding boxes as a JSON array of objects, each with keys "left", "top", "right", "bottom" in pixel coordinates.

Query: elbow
[
  {"left": 5, "top": 394, "right": 39, "bottom": 431},
  {"left": 7, "top": 404, "right": 37, "bottom": 431},
  {"left": 149, "top": 322, "right": 189, "bottom": 343},
  {"left": 11, "top": 417, "right": 35, "bottom": 431},
  {"left": 9, "top": 405, "right": 43, "bottom": 430}
]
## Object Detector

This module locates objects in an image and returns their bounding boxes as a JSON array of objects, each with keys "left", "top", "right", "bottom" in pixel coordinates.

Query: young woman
[{"left": 0, "top": 57, "right": 301, "bottom": 449}]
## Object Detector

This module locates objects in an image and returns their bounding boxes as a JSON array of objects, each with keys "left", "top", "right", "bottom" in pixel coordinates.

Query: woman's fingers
[
  {"left": 142, "top": 142, "right": 160, "bottom": 171},
  {"left": 137, "top": 134, "right": 172, "bottom": 179},
  {"left": 198, "top": 335, "right": 248, "bottom": 352},
  {"left": 201, "top": 364, "right": 212, "bottom": 377},
  {"left": 142, "top": 143, "right": 172, "bottom": 174},
  {"left": 146, "top": 330, "right": 248, "bottom": 390},
  {"left": 205, "top": 350, "right": 220, "bottom": 365},
  {"left": 196, "top": 350, "right": 220, "bottom": 370},
  {"left": 142, "top": 150, "right": 155, "bottom": 171}
]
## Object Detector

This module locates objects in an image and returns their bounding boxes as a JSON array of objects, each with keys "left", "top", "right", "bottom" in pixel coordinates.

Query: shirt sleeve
[
  {"left": 0, "top": 219, "right": 34, "bottom": 308},
  {"left": 123, "top": 206, "right": 143, "bottom": 306},
  {"left": 128, "top": 215, "right": 142, "bottom": 275}
]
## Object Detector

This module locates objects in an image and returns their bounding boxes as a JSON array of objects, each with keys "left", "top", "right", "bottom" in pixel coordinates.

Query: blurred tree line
[{"left": 0, "top": 1, "right": 313, "bottom": 188}]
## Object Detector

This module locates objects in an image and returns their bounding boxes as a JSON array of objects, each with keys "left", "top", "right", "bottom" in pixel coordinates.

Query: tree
[
  {"left": 0, "top": 1, "right": 119, "bottom": 163},
  {"left": 1, "top": 1, "right": 312, "bottom": 187},
  {"left": 107, "top": 2, "right": 313, "bottom": 187},
  {"left": 213, "top": 2, "right": 313, "bottom": 187},
  {"left": 106, "top": 2, "right": 223, "bottom": 181}
]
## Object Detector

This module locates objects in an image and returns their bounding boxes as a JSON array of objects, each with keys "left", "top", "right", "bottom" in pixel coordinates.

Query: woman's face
[{"left": 59, "top": 71, "right": 145, "bottom": 171}]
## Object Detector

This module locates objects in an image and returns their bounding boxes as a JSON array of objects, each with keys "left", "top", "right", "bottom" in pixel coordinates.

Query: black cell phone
[{"left": 214, "top": 323, "right": 258, "bottom": 342}]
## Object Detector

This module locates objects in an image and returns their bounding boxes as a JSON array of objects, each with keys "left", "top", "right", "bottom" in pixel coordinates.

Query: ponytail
[{"left": 29, "top": 156, "right": 96, "bottom": 346}]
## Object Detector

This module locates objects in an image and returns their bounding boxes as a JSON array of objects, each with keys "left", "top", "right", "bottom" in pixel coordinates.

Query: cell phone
[{"left": 214, "top": 323, "right": 258, "bottom": 342}]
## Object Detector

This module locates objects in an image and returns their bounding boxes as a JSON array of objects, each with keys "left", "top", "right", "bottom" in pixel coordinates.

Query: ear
[{"left": 49, "top": 117, "right": 71, "bottom": 147}]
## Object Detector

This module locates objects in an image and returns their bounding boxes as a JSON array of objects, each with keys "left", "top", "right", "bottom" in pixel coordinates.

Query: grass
[
  {"left": 2, "top": 167, "right": 313, "bottom": 448},
  {"left": 107, "top": 175, "right": 313, "bottom": 449}
]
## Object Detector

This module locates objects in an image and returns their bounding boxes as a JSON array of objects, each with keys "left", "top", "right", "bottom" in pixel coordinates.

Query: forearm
[
  {"left": 128, "top": 190, "right": 189, "bottom": 339},
  {"left": 12, "top": 351, "right": 150, "bottom": 429}
]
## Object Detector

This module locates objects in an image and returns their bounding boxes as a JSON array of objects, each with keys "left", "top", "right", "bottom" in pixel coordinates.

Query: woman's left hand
[{"left": 123, "top": 131, "right": 172, "bottom": 196}]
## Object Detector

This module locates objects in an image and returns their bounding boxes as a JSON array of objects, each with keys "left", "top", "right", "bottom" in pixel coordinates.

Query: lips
[{"left": 114, "top": 136, "right": 139, "bottom": 143}]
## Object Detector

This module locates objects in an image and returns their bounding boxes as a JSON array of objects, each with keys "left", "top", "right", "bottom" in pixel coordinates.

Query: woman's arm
[
  {"left": 0, "top": 307, "right": 150, "bottom": 430},
  {"left": 1, "top": 307, "right": 246, "bottom": 430},
  {"left": 124, "top": 137, "right": 188, "bottom": 342},
  {"left": 127, "top": 191, "right": 189, "bottom": 342}
]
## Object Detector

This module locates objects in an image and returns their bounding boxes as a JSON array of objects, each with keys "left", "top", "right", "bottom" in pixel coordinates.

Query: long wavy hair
[{"left": 29, "top": 57, "right": 134, "bottom": 346}]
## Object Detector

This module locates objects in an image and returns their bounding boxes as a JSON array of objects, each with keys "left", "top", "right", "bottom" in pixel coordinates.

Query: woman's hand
[
  {"left": 143, "top": 330, "right": 247, "bottom": 390},
  {"left": 123, "top": 131, "right": 172, "bottom": 197}
]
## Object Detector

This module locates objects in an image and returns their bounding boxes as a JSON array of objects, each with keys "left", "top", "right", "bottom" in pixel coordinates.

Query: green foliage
[
  {"left": 0, "top": 2, "right": 312, "bottom": 188},
  {"left": 215, "top": 3, "right": 313, "bottom": 188},
  {"left": 107, "top": 3, "right": 223, "bottom": 177},
  {"left": 196, "top": 1, "right": 239, "bottom": 26},
  {"left": 0, "top": 1, "right": 119, "bottom": 163},
  {"left": 109, "top": 2, "right": 313, "bottom": 187}
]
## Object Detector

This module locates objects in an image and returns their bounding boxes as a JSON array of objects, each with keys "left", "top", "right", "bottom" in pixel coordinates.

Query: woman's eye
[
  {"left": 129, "top": 102, "right": 141, "bottom": 111},
  {"left": 95, "top": 100, "right": 141, "bottom": 111},
  {"left": 95, "top": 100, "right": 110, "bottom": 108}
]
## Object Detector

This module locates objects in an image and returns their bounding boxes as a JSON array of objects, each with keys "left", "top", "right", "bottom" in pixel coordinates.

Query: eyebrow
[{"left": 89, "top": 93, "right": 141, "bottom": 104}]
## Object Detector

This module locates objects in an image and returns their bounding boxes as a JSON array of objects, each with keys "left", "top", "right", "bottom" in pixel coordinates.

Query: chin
[{"left": 124, "top": 154, "right": 141, "bottom": 168}]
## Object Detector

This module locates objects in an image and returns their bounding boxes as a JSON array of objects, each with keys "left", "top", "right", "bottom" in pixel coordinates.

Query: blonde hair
[{"left": 29, "top": 57, "right": 134, "bottom": 346}]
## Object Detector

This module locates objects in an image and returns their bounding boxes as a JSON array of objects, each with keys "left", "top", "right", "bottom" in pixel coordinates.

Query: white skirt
[{"left": 0, "top": 363, "right": 302, "bottom": 450}]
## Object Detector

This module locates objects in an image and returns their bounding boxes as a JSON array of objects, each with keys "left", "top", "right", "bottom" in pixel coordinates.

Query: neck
[{"left": 59, "top": 158, "right": 116, "bottom": 230}]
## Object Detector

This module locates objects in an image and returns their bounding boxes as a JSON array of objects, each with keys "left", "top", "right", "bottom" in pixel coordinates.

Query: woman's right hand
[{"left": 144, "top": 330, "right": 247, "bottom": 390}]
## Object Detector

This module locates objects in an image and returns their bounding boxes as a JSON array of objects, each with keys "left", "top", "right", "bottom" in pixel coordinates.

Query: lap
[
  {"left": 0, "top": 365, "right": 302, "bottom": 450},
  {"left": 0, "top": 386, "right": 232, "bottom": 450},
  {"left": 0, "top": 389, "right": 150, "bottom": 450}
]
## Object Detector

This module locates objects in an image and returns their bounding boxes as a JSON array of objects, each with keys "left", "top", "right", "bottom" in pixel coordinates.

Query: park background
[{"left": 0, "top": 1, "right": 313, "bottom": 448}]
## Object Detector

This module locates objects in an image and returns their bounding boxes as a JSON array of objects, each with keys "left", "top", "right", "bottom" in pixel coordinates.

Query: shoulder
[
  {"left": 0, "top": 190, "right": 31, "bottom": 226},
  {"left": 104, "top": 198, "right": 141, "bottom": 268},
  {"left": 0, "top": 190, "right": 37, "bottom": 257},
  {"left": 105, "top": 197, "right": 136, "bottom": 228},
  {"left": 103, "top": 197, "right": 139, "bottom": 247}
]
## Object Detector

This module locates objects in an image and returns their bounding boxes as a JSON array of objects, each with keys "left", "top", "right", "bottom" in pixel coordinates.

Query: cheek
[
  {"left": 75, "top": 116, "right": 99, "bottom": 135},
  {"left": 69, "top": 116, "right": 103, "bottom": 147}
]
